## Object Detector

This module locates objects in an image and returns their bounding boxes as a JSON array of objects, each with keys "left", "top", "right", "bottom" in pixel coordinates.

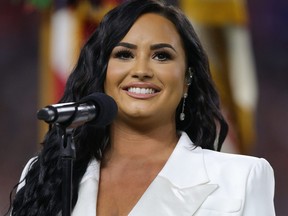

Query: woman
[{"left": 10, "top": 0, "right": 275, "bottom": 215}]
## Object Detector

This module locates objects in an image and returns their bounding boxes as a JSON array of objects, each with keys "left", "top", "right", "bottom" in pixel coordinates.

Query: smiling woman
[
  {"left": 105, "top": 13, "right": 187, "bottom": 127},
  {"left": 8, "top": 0, "right": 275, "bottom": 216}
]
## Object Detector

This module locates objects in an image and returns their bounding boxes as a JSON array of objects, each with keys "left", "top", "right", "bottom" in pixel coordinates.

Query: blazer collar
[
  {"left": 73, "top": 132, "right": 218, "bottom": 216},
  {"left": 159, "top": 131, "right": 210, "bottom": 188},
  {"left": 129, "top": 132, "right": 218, "bottom": 215}
]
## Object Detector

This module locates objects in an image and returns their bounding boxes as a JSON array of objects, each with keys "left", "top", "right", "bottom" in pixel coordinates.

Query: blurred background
[{"left": 0, "top": 0, "right": 287, "bottom": 215}]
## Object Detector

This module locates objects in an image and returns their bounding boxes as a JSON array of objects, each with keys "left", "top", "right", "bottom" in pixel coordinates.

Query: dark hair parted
[{"left": 9, "top": 0, "right": 228, "bottom": 215}]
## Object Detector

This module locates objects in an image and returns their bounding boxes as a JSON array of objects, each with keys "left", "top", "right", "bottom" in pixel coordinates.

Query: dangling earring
[
  {"left": 180, "top": 92, "right": 188, "bottom": 121},
  {"left": 186, "top": 67, "right": 193, "bottom": 85},
  {"left": 180, "top": 67, "right": 193, "bottom": 121}
]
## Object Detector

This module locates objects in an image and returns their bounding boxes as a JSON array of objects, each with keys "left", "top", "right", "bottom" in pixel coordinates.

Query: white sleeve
[
  {"left": 16, "top": 157, "right": 37, "bottom": 192},
  {"left": 243, "top": 158, "right": 275, "bottom": 215}
]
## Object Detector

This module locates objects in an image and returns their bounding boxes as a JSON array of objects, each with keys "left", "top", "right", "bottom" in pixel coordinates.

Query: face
[{"left": 104, "top": 13, "right": 187, "bottom": 126}]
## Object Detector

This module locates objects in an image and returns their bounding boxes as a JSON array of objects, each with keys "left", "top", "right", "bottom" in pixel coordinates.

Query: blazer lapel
[
  {"left": 72, "top": 160, "right": 100, "bottom": 216},
  {"left": 129, "top": 177, "right": 217, "bottom": 216},
  {"left": 129, "top": 132, "right": 218, "bottom": 216},
  {"left": 72, "top": 132, "right": 218, "bottom": 216}
]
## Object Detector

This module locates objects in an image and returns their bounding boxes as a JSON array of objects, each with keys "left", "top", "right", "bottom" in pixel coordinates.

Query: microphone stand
[
  {"left": 58, "top": 125, "right": 76, "bottom": 216},
  {"left": 36, "top": 93, "right": 118, "bottom": 215}
]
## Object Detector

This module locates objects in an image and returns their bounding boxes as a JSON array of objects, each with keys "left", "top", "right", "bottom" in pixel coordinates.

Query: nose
[{"left": 131, "top": 57, "right": 154, "bottom": 80}]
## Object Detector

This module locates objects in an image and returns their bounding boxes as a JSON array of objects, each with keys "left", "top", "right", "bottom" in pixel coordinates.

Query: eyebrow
[
  {"left": 116, "top": 42, "right": 137, "bottom": 49},
  {"left": 115, "top": 42, "right": 176, "bottom": 52},
  {"left": 150, "top": 43, "right": 176, "bottom": 53}
]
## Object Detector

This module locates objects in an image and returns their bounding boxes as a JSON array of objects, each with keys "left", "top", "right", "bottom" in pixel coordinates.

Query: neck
[{"left": 103, "top": 121, "right": 179, "bottom": 164}]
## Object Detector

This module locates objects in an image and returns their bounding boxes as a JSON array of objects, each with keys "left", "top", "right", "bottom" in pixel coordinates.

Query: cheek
[
  {"left": 158, "top": 66, "right": 186, "bottom": 88},
  {"left": 159, "top": 67, "right": 187, "bottom": 106},
  {"left": 104, "top": 60, "right": 127, "bottom": 94}
]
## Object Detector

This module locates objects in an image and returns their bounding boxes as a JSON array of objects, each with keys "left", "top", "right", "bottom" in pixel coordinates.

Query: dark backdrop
[{"left": 0, "top": 0, "right": 287, "bottom": 215}]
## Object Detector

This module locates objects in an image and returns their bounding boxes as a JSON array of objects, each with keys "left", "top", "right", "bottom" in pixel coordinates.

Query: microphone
[{"left": 37, "top": 93, "right": 118, "bottom": 128}]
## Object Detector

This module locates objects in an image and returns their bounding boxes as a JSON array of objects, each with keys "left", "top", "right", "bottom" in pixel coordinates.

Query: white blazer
[{"left": 19, "top": 132, "right": 275, "bottom": 216}]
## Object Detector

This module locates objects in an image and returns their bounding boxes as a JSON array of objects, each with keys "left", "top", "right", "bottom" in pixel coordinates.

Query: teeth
[{"left": 128, "top": 87, "right": 156, "bottom": 94}]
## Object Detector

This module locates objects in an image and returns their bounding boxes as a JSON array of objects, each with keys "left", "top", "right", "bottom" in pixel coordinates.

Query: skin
[{"left": 97, "top": 13, "right": 188, "bottom": 216}]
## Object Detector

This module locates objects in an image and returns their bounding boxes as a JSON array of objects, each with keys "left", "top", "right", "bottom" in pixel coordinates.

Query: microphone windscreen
[{"left": 80, "top": 93, "right": 118, "bottom": 127}]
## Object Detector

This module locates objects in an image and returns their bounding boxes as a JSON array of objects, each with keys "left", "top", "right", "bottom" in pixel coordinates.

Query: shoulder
[
  {"left": 199, "top": 150, "right": 275, "bottom": 215},
  {"left": 180, "top": 131, "right": 273, "bottom": 173},
  {"left": 199, "top": 148, "right": 275, "bottom": 190},
  {"left": 179, "top": 132, "right": 275, "bottom": 214},
  {"left": 202, "top": 148, "right": 273, "bottom": 173}
]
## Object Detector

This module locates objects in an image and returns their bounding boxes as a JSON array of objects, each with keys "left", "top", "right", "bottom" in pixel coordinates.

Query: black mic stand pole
[{"left": 58, "top": 125, "right": 76, "bottom": 216}]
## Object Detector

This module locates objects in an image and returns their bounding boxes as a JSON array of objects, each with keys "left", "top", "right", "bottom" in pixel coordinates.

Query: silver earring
[
  {"left": 180, "top": 68, "right": 192, "bottom": 121},
  {"left": 186, "top": 67, "right": 193, "bottom": 85},
  {"left": 180, "top": 93, "right": 188, "bottom": 121}
]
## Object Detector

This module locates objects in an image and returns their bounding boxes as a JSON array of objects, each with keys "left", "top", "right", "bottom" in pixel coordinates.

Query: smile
[{"left": 128, "top": 87, "right": 156, "bottom": 94}]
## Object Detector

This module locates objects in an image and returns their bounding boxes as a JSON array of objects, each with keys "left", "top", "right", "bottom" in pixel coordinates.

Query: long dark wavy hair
[{"left": 9, "top": 0, "right": 228, "bottom": 215}]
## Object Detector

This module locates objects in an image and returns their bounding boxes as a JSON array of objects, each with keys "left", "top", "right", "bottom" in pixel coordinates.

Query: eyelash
[
  {"left": 114, "top": 49, "right": 134, "bottom": 60},
  {"left": 152, "top": 51, "right": 172, "bottom": 61},
  {"left": 113, "top": 49, "right": 173, "bottom": 61}
]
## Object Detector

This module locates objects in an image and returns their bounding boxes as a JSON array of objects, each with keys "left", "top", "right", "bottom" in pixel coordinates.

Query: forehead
[{"left": 121, "top": 13, "right": 183, "bottom": 46}]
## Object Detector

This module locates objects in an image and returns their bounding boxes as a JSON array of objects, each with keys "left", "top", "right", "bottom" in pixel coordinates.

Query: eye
[
  {"left": 113, "top": 49, "right": 134, "bottom": 60},
  {"left": 153, "top": 51, "right": 172, "bottom": 62}
]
